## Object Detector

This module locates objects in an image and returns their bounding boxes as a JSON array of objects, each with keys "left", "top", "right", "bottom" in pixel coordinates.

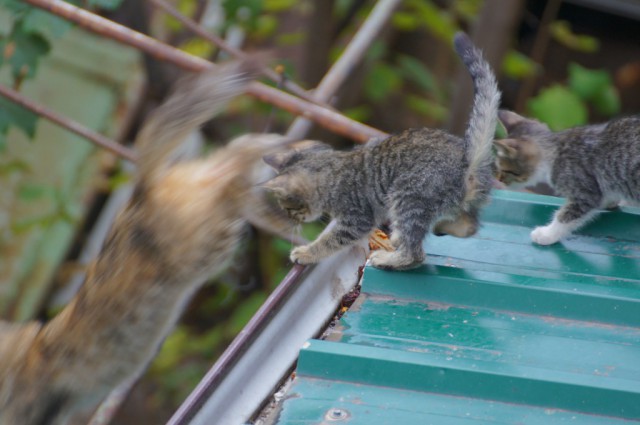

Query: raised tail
[
  {"left": 453, "top": 32, "right": 501, "bottom": 183},
  {"left": 135, "top": 59, "right": 260, "bottom": 181}
]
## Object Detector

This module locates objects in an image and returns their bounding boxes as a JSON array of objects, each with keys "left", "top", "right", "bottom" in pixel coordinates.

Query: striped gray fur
[
  {"left": 453, "top": 32, "right": 501, "bottom": 189},
  {"left": 264, "top": 32, "right": 501, "bottom": 270},
  {"left": 496, "top": 110, "right": 640, "bottom": 245}
]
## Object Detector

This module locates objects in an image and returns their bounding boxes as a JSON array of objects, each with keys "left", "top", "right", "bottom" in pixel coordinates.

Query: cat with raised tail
[
  {"left": 495, "top": 110, "right": 640, "bottom": 245},
  {"left": 0, "top": 60, "right": 296, "bottom": 425},
  {"left": 262, "top": 32, "right": 501, "bottom": 270}
]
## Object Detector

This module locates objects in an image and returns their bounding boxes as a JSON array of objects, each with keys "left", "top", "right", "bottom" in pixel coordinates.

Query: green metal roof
[{"left": 273, "top": 190, "right": 640, "bottom": 424}]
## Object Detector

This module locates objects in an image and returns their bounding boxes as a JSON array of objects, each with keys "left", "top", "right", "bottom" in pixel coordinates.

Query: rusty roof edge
[{"left": 167, "top": 240, "right": 368, "bottom": 425}]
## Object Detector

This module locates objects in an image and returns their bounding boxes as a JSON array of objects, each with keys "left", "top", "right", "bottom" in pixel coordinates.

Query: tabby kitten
[
  {"left": 263, "top": 32, "right": 501, "bottom": 270},
  {"left": 495, "top": 110, "right": 640, "bottom": 245},
  {"left": 0, "top": 60, "right": 296, "bottom": 425}
]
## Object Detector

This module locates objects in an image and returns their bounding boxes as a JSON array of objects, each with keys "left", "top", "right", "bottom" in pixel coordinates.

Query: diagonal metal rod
[
  {"left": 24, "top": 0, "right": 387, "bottom": 143},
  {"left": 149, "top": 0, "right": 324, "bottom": 107},
  {"left": 286, "top": 0, "right": 401, "bottom": 139},
  {"left": 0, "top": 84, "right": 137, "bottom": 162}
]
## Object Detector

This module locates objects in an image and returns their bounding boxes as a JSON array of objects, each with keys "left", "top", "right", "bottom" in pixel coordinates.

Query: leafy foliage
[
  {"left": 502, "top": 50, "right": 539, "bottom": 80},
  {"left": 550, "top": 21, "right": 599, "bottom": 53},
  {"left": 528, "top": 85, "right": 587, "bottom": 130},
  {"left": 0, "top": 0, "right": 124, "bottom": 147},
  {"left": 0, "top": 96, "right": 38, "bottom": 148},
  {"left": 527, "top": 63, "right": 620, "bottom": 130},
  {"left": 568, "top": 63, "right": 620, "bottom": 115}
]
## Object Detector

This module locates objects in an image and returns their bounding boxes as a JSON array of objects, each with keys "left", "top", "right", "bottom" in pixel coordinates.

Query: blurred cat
[
  {"left": 262, "top": 32, "right": 501, "bottom": 270},
  {"left": 0, "top": 60, "right": 297, "bottom": 425},
  {"left": 495, "top": 110, "right": 640, "bottom": 245}
]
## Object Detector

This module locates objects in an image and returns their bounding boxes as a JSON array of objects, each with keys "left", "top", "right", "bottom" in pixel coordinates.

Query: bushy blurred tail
[
  {"left": 135, "top": 60, "right": 259, "bottom": 181},
  {"left": 453, "top": 32, "right": 501, "bottom": 183}
]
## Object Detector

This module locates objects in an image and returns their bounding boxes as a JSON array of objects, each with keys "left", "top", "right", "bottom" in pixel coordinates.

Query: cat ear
[
  {"left": 498, "top": 110, "right": 527, "bottom": 132},
  {"left": 292, "top": 140, "right": 331, "bottom": 151},
  {"left": 263, "top": 152, "right": 296, "bottom": 171},
  {"left": 494, "top": 139, "right": 519, "bottom": 158},
  {"left": 260, "top": 175, "right": 289, "bottom": 195},
  {"left": 499, "top": 110, "right": 550, "bottom": 134}
]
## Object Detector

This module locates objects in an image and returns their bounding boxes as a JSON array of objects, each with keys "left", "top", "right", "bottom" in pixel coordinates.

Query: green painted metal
[
  {"left": 274, "top": 190, "right": 640, "bottom": 424},
  {"left": 0, "top": 20, "right": 142, "bottom": 320}
]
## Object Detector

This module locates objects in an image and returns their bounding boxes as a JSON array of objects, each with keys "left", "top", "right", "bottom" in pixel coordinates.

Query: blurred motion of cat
[
  {"left": 262, "top": 32, "right": 501, "bottom": 270},
  {"left": 495, "top": 110, "right": 640, "bottom": 245},
  {"left": 0, "top": 59, "right": 298, "bottom": 425}
]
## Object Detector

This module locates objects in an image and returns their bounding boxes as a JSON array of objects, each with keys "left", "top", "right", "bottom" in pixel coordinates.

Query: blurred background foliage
[{"left": 1, "top": 0, "right": 639, "bottom": 422}]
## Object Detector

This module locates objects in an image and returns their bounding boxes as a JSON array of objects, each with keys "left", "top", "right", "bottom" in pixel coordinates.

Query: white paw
[
  {"left": 369, "top": 250, "right": 423, "bottom": 270},
  {"left": 290, "top": 245, "right": 318, "bottom": 265},
  {"left": 530, "top": 225, "right": 561, "bottom": 245}
]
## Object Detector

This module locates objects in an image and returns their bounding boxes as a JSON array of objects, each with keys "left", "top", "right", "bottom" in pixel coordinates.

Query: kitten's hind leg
[
  {"left": 370, "top": 203, "right": 433, "bottom": 270},
  {"left": 532, "top": 198, "right": 600, "bottom": 245},
  {"left": 433, "top": 210, "right": 479, "bottom": 238}
]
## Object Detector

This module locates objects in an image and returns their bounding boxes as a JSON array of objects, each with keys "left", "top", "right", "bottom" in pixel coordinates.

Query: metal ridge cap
[{"left": 167, "top": 242, "right": 368, "bottom": 425}]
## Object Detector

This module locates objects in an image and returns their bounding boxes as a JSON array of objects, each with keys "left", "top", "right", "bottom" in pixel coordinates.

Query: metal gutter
[{"left": 167, "top": 242, "right": 368, "bottom": 425}]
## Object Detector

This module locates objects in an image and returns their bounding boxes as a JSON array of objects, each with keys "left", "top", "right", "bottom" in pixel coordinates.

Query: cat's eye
[{"left": 503, "top": 170, "right": 521, "bottom": 177}]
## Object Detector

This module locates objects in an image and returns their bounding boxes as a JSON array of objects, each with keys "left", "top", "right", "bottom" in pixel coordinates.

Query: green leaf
[
  {"left": 254, "top": 14, "right": 278, "bottom": 39},
  {"left": 0, "top": 24, "right": 51, "bottom": 80},
  {"left": 404, "top": 0, "right": 457, "bottom": 41},
  {"left": 22, "top": 9, "right": 74, "bottom": 39},
  {"left": 392, "top": 12, "right": 421, "bottom": 31},
  {"left": 0, "top": 0, "right": 30, "bottom": 17},
  {"left": 343, "top": 105, "right": 372, "bottom": 122},
  {"left": 0, "top": 159, "right": 29, "bottom": 174},
  {"left": 527, "top": 85, "right": 587, "bottom": 130},
  {"left": 276, "top": 31, "right": 305, "bottom": 47},
  {"left": 405, "top": 95, "right": 447, "bottom": 121},
  {"left": 179, "top": 38, "right": 215, "bottom": 58},
  {"left": 263, "top": 0, "right": 297, "bottom": 12},
  {"left": 453, "top": 0, "right": 482, "bottom": 22},
  {"left": 18, "top": 184, "right": 53, "bottom": 200},
  {"left": 502, "top": 50, "right": 539, "bottom": 80},
  {"left": 550, "top": 21, "right": 599, "bottom": 53},
  {"left": 0, "top": 9, "right": 15, "bottom": 37},
  {"left": 364, "top": 63, "right": 402, "bottom": 102},
  {"left": 568, "top": 63, "right": 610, "bottom": 101},
  {"left": 222, "top": 0, "right": 263, "bottom": 31},
  {"left": 591, "top": 85, "right": 621, "bottom": 116},
  {"left": 0, "top": 96, "right": 39, "bottom": 140},
  {"left": 397, "top": 54, "right": 439, "bottom": 96}
]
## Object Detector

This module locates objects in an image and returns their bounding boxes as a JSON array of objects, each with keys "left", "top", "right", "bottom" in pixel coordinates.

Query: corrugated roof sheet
[{"left": 272, "top": 190, "right": 640, "bottom": 424}]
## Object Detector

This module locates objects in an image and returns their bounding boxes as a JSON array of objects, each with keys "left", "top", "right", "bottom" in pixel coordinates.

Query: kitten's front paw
[
  {"left": 530, "top": 226, "right": 561, "bottom": 245},
  {"left": 290, "top": 245, "right": 319, "bottom": 265}
]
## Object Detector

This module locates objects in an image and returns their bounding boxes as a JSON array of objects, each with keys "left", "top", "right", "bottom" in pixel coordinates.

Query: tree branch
[
  {"left": 148, "top": 0, "right": 323, "bottom": 106},
  {"left": 24, "top": 0, "right": 387, "bottom": 143},
  {"left": 0, "top": 84, "right": 137, "bottom": 162},
  {"left": 287, "top": 0, "right": 402, "bottom": 139}
]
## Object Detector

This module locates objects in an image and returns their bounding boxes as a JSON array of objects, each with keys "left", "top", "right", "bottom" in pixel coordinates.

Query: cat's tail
[
  {"left": 135, "top": 59, "right": 260, "bottom": 182},
  {"left": 453, "top": 32, "right": 501, "bottom": 196}
]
